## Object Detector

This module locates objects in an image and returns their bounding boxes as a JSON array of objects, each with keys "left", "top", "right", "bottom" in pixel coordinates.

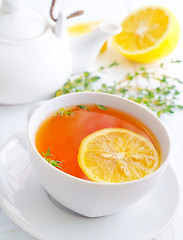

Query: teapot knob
[
  {"left": 54, "top": 12, "right": 67, "bottom": 38},
  {"left": 2, "top": 0, "right": 22, "bottom": 13}
]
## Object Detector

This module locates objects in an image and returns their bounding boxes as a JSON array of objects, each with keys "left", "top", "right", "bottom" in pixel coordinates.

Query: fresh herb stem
[
  {"left": 43, "top": 148, "right": 62, "bottom": 169},
  {"left": 54, "top": 61, "right": 183, "bottom": 117},
  {"left": 56, "top": 107, "right": 73, "bottom": 116}
]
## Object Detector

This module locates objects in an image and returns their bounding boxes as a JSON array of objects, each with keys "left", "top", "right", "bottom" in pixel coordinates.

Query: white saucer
[{"left": 0, "top": 134, "right": 180, "bottom": 240}]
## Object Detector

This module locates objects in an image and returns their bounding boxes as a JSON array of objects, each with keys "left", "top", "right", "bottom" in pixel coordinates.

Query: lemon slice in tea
[{"left": 78, "top": 128, "right": 160, "bottom": 183}]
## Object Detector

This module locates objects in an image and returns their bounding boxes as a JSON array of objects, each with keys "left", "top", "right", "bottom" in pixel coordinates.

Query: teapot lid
[{"left": 0, "top": 0, "right": 46, "bottom": 41}]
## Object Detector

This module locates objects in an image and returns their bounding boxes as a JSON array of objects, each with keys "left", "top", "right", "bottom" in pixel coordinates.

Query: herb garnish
[
  {"left": 77, "top": 105, "right": 90, "bottom": 111},
  {"left": 54, "top": 62, "right": 118, "bottom": 96},
  {"left": 56, "top": 107, "right": 74, "bottom": 116},
  {"left": 54, "top": 61, "right": 183, "bottom": 117},
  {"left": 96, "top": 105, "right": 108, "bottom": 110},
  {"left": 43, "top": 148, "right": 62, "bottom": 169}
]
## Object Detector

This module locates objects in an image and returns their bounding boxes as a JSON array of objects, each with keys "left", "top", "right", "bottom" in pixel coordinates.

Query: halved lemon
[
  {"left": 67, "top": 21, "right": 108, "bottom": 53},
  {"left": 78, "top": 128, "right": 160, "bottom": 183},
  {"left": 113, "top": 6, "right": 180, "bottom": 63}
]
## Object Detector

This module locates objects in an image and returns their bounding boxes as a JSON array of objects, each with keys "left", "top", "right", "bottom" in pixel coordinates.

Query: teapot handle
[
  {"left": 50, "top": 0, "right": 83, "bottom": 22},
  {"left": 2, "top": 0, "right": 22, "bottom": 13}
]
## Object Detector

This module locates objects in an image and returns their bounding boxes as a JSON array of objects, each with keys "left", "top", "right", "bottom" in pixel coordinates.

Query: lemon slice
[
  {"left": 113, "top": 6, "right": 180, "bottom": 63},
  {"left": 67, "top": 21, "right": 107, "bottom": 53},
  {"left": 78, "top": 128, "right": 160, "bottom": 183}
]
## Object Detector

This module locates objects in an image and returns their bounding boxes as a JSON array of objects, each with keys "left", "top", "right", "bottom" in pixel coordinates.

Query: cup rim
[{"left": 28, "top": 92, "right": 170, "bottom": 186}]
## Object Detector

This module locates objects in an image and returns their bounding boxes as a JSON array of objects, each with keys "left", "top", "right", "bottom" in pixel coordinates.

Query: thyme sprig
[
  {"left": 56, "top": 107, "right": 74, "bottom": 116},
  {"left": 54, "top": 61, "right": 183, "bottom": 117},
  {"left": 55, "top": 62, "right": 118, "bottom": 96},
  {"left": 43, "top": 148, "right": 62, "bottom": 169}
]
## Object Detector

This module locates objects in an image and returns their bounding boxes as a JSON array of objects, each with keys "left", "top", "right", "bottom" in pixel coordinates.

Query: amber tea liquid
[{"left": 35, "top": 105, "right": 160, "bottom": 180}]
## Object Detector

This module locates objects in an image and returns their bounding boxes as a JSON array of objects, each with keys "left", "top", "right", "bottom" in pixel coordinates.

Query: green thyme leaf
[
  {"left": 171, "top": 60, "right": 181, "bottom": 63},
  {"left": 51, "top": 161, "right": 62, "bottom": 169},
  {"left": 139, "top": 67, "right": 146, "bottom": 71},
  {"left": 43, "top": 147, "right": 53, "bottom": 158},
  {"left": 96, "top": 105, "right": 108, "bottom": 110},
  {"left": 109, "top": 61, "right": 119, "bottom": 68},
  {"left": 160, "top": 63, "right": 164, "bottom": 68},
  {"left": 77, "top": 105, "right": 89, "bottom": 111}
]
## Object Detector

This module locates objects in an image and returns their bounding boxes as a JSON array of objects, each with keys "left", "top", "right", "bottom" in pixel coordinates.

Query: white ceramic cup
[{"left": 27, "top": 92, "right": 170, "bottom": 217}]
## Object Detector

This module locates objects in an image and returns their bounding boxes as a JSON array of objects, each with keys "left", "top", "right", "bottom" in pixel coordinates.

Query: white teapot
[{"left": 0, "top": 0, "right": 122, "bottom": 104}]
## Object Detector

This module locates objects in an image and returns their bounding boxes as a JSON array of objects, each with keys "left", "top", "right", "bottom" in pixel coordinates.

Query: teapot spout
[{"left": 71, "top": 22, "right": 122, "bottom": 75}]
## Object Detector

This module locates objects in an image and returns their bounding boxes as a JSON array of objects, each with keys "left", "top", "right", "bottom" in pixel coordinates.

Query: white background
[{"left": 0, "top": 0, "right": 183, "bottom": 239}]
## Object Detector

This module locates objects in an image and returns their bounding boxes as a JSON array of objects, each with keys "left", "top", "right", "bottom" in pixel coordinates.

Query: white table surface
[{"left": 0, "top": 0, "right": 183, "bottom": 239}]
